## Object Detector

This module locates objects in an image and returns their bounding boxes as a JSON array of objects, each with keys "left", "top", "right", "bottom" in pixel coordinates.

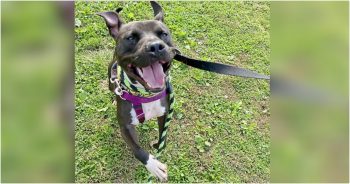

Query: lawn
[{"left": 75, "top": 1, "right": 270, "bottom": 183}]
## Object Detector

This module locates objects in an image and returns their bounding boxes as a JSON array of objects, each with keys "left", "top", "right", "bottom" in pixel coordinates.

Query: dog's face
[
  {"left": 116, "top": 20, "right": 175, "bottom": 91},
  {"left": 98, "top": 2, "right": 177, "bottom": 92}
]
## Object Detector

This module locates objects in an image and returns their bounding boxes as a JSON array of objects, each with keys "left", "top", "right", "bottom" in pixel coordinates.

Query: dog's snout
[{"left": 147, "top": 42, "right": 165, "bottom": 54}]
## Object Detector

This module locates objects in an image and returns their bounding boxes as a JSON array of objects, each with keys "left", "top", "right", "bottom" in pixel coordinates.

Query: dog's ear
[
  {"left": 97, "top": 10, "right": 123, "bottom": 39},
  {"left": 150, "top": 1, "right": 164, "bottom": 22}
]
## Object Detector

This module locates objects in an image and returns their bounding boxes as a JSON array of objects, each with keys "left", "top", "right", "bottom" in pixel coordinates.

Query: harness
[
  {"left": 119, "top": 79, "right": 170, "bottom": 123},
  {"left": 110, "top": 62, "right": 172, "bottom": 123}
]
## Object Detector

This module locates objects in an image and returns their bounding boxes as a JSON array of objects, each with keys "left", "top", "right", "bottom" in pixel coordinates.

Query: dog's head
[{"left": 98, "top": 1, "right": 177, "bottom": 92}]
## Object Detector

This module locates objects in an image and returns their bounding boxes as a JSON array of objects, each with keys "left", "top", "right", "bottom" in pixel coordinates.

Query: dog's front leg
[
  {"left": 117, "top": 99, "right": 167, "bottom": 181},
  {"left": 120, "top": 124, "right": 167, "bottom": 181}
]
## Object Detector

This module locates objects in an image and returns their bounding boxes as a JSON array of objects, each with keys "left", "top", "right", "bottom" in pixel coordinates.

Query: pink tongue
[{"left": 141, "top": 62, "right": 165, "bottom": 89}]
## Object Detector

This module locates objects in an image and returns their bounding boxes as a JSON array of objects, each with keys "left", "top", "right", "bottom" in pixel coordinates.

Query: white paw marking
[{"left": 145, "top": 155, "right": 168, "bottom": 182}]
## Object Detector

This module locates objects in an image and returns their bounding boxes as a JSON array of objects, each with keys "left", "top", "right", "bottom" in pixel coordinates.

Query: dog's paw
[{"left": 145, "top": 154, "right": 167, "bottom": 182}]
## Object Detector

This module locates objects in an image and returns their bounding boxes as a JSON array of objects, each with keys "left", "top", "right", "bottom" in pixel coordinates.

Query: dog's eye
[
  {"left": 161, "top": 32, "right": 168, "bottom": 37},
  {"left": 126, "top": 35, "right": 135, "bottom": 41}
]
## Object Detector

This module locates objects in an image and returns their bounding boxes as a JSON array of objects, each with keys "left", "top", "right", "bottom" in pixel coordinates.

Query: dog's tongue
[{"left": 141, "top": 62, "right": 165, "bottom": 89}]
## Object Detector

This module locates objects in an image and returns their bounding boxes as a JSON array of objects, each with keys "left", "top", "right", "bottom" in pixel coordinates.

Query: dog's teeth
[{"left": 136, "top": 68, "right": 143, "bottom": 77}]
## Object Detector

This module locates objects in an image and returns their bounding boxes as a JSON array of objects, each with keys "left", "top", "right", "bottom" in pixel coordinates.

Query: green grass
[{"left": 75, "top": 1, "right": 270, "bottom": 183}]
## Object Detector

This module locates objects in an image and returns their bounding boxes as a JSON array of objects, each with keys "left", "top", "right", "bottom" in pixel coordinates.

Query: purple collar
[
  {"left": 120, "top": 89, "right": 167, "bottom": 123},
  {"left": 121, "top": 89, "right": 167, "bottom": 104}
]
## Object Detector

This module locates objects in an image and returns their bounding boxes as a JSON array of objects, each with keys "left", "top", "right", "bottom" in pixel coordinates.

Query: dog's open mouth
[{"left": 128, "top": 61, "right": 169, "bottom": 90}]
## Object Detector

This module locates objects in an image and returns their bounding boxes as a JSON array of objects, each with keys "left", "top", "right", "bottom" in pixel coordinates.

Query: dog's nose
[{"left": 147, "top": 42, "right": 165, "bottom": 54}]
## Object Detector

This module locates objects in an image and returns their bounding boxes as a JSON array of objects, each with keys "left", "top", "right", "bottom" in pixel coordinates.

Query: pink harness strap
[{"left": 121, "top": 89, "right": 167, "bottom": 123}]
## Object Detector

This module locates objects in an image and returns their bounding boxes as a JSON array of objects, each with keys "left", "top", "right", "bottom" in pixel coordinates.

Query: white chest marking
[{"left": 130, "top": 99, "right": 166, "bottom": 125}]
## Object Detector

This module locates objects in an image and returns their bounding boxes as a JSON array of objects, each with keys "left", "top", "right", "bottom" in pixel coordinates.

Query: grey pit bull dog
[{"left": 98, "top": 1, "right": 178, "bottom": 181}]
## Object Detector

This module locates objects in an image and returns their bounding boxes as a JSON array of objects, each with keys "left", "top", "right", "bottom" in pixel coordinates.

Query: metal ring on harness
[{"left": 110, "top": 77, "right": 126, "bottom": 99}]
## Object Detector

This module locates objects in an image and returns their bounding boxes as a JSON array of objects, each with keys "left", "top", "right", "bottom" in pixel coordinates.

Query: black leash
[{"left": 174, "top": 54, "right": 270, "bottom": 80}]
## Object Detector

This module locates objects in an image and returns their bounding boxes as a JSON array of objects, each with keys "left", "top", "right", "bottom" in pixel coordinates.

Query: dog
[{"left": 98, "top": 1, "right": 178, "bottom": 181}]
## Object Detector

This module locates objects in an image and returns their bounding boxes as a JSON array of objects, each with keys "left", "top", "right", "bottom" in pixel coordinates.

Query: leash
[
  {"left": 174, "top": 54, "right": 270, "bottom": 80},
  {"left": 147, "top": 80, "right": 174, "bottom": 183}
]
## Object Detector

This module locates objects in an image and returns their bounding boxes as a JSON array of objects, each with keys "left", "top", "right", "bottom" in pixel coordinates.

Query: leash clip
[{"left": 110, "top": 77, "right": 126, "bottom": 100}]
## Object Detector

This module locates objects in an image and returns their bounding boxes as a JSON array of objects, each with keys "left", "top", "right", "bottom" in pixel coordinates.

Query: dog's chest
[{"left": 130, "top": 99, "right": 166, "bottom": 125}]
